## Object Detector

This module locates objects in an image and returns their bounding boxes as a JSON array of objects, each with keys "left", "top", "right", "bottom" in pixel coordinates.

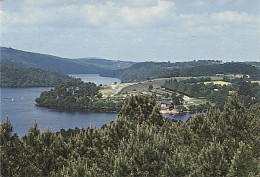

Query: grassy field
[
  {"left": 118, "top": 76, "right": 224, "bottom": 94},
  {"left": 183, "top": 96, "right": 208, "bottom": 106},
  {"left": 204, "top": 81, "right": 231, "bottom": 85},
  {"left": 252, "top": 81, "right": 260, "bottom": 84},
  {"left": 100, "top": 75, "right": 226, "bottom": 99},
  {"left": 100, "top": 82, "right": 137, "bottom": 97},
  {"left": 99, "top": 75, "right": 257, "bottom": 108},
  {"left": 119, "top": 79, "right": 166, "bottom": 94},
  {"left": 99, "top": 75, "right": 222, "bottom": 108}
]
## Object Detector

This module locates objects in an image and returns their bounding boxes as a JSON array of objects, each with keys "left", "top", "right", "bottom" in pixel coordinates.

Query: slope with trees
[
  {"left": 116, "top": 61, "right": 260, "bottom": 82},
  {"left": 0, "top": 62, "right": 76, "bottom": 87},
  {"left": 72, "top": 58, "right": 136, "bottom": 70},
  {"left": 0, "top": 47, "right": 131, "bottom": 75},
  {"left": 1, "top": 94, "right": 259, "bottom": 176},
  {"left": 35, "top": 80, "right": 123, "bottom": 112},
  {"left": 163, "top": 77, "right": 260, "bottom": 109}
]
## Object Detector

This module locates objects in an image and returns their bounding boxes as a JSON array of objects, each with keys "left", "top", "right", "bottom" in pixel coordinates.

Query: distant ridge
[
  {"left": 0, "top": 47, "right": 134, "bottom": 74},
  {"left": 0, "top": 61, "right": 76, "bottom": 87},
  {"left": 72, "top": 57, "right": 136, "bottom": 70}
]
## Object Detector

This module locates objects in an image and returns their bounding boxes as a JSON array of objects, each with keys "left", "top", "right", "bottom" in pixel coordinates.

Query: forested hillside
[
  {"left": 1, "top": 94, "right": 259, "bottom": 176},
  {"left": 35, "top": 80, "right": 123, "bottom": 111},
  {"left": 159, "top": 62, "right": 259, "bottom": 78},
  {"left": 72, "top": 58, "right": 135, "bottom": 70},
  {"left": 0, "top": 62, "right": 76, "bottom": 87},
  {"left": 2, "top": 47, "right": 258, "bottom": 82},
  {"left": 103, "top": 60, "right": 220, "bottom": 82},
  {"left": 163, "top": 77, "right": 260, "bottom": 109},
  {"left": 116, "top": 62, "right": 260, "bottom": 82},
  {"left": 0, "top": 47, "right": 132, "bottom": 75}
]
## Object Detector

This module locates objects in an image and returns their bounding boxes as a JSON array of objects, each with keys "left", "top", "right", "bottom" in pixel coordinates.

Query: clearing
[{"left": 204, "top": 81, "right": 231, "bottom": 85}]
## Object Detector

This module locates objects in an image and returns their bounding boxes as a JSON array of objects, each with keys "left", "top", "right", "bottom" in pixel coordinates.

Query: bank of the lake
[
  {"left": 0, "top": 87, "right": 118, "bottom": 136},
  {"left": 1, "top": 74, "right": 194, "bottom": 136},
  {"left": 69, "top": 74, "right": 121, "bottom": 85}
]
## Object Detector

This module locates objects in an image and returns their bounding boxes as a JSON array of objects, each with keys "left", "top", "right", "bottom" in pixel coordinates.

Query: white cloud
[
  {"left": 125, "top": 0, "right": 157, "bottom": 7},
  {"left": 211, "top": 11, "right": 253, "bottom": 23},
  {"left": 119, "top": 0, "right": 175, "bottom": 26},
  {"left": 2, "top": 0, "right": 176, "bottom": 28},
  {"left": 1, "top": 0, "right": 259, "bottom": 61},
  {"left": 192, "top": 1, "right": 204, "bottom": 7}
]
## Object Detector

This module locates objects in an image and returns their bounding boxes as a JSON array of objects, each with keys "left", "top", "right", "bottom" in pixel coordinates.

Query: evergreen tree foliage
[
  {"left": 0, "top": 61, "right": 76, "bottom": 87},
  {"left": 119, "top": 95, "right": 164, "bottom": 125},
  {"left": 1, "top": 94, "right": 259, "bottom": 176},
  {"left": 35, "top": 80, "right": 123, "bottom": 112},
  {"left": 196, "top": 141, "right": 229, "bottom": 176},
  {"left": 228, "top": 142, "right": 257, "bottom": 177}
]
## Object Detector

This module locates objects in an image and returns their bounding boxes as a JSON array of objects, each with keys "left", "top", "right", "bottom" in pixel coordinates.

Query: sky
[{"left": 1, "top": 0, "right": 259, "bottom": 62}]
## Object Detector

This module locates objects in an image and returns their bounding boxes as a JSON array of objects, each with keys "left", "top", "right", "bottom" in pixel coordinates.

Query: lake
[
  {"left": 0, "top": 74, "right": 193, "bottom": 137},
  {"left": 69, "top": 74, "right": 121, "bottom": 85}
]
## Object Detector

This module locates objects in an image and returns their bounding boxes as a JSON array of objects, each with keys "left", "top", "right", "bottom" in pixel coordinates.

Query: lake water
[
  {"left": 0, "top": 74, "right": 193, "bottom": 137},
  {"left": 69, "top": 74, "right": 121, "bottom": 85}
]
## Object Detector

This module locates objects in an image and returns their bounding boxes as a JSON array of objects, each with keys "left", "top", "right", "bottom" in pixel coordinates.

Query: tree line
[
  {"left": 0, "top": 62, "right": 76, "bottom": 87},
  {"left": 118, "top": 62, "right": 259, "bottom": 82},
  {"left": 163, "top": 77, "right": 260, "bottom": 109},
  {"left": 35, "top": 80, "right": 123, "bottom": 112},
  {"left": 1, "top": 94, "right": 260, "bottom": 176}
]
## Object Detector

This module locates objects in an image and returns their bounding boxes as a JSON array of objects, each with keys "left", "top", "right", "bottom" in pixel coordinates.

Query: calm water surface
[
  {"left": 69, "top": 74, "right": 121, "bottom": 85},
  {"left": 1, "top": 74, "right": 192, "bottom": 136}
]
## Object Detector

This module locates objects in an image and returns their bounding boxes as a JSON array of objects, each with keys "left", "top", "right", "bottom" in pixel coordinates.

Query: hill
[
  {"left": 113, "top": 61, "right": 260, "bottom": 82},
  {"left": 158, "top": 62, "right": 260, "bottom": 78},
  {"left": 72, "top": 58, "right": 135, "bottom": 70},
  {"left": 0, "top": 47, "right": 133, "bottom": 75},
  {"left": 0, "top": 62, "right": 77, "bottom": 87},
  {"left": 1, "top": 47, "right": 259, "bottom": 82}
]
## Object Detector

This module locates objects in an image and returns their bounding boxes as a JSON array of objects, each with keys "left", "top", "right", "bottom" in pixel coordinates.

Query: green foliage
[
  {"left": 228, "top": 142, "right": 257, "bottom": 177},
  {"left": 119, "top": 95, "right": 164, "bottom": 126},
  {"left": 0, "top": 47, "right": 115, "bottom": 75},
  {"left": 148, "top": 84, "right": 153, "bottom": 90},
  {"left": 158, "top": 63, "right": 259, "bottom": 78},
  {"left": 1, "top": 94, "right": 260, "bottom": 176},
  {"left": 223, "top": 76, "right": 230, "bottom": 82},
  {"left": 164, "top": 77, "right": 260, "bottom": 109},
  {"left": 119, "top": 61, "right": 259, "bottom": 82},
  {"left": 35, "top": 80, "right": 123, "bottom": 112},
  {"left": 0, "top": 118, "right": 25, "bottom": 176},
  {"left": 196, "top": 141, "right": 229, "bottom": 176},
  {"left": 0, "top": 61, "right": 76, "bottom": 87}
]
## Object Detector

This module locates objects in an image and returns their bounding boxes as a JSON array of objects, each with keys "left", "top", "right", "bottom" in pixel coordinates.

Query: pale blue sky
[{"left": 1, "top": 0, "right": 259, "bottom": 62}]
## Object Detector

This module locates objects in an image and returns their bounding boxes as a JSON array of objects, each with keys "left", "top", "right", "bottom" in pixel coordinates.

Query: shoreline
[{"left": 35, "top": 103, "right": 119, "bottom": 113}]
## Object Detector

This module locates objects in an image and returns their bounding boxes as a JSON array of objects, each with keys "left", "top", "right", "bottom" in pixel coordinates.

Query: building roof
[{"left": 159, "top": 101, "right": 173, "bottom": 105}]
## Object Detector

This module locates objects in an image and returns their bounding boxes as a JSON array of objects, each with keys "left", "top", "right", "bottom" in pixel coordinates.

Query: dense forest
[
  {"left": 0, "top": 62, "right": 76, "bottom": 87},
  {"left": 163, "top": 77, "right": 260, "bottom": 109},
  {"left": 159, "top": 62, "right": 259, "bottom": 78},
  {"left": 72, "top": 58, "right": 135, "bottom": 70},
  {"left": 2, "top": 47, "right": 259, "bottom": 82},
  {"left": 107, "top": 61, "right": 220, "bottom": 82},
  {"left": 1, "top": 94, "right": 259, "bottom": 176},
  {"left": 0, "top": 47, "right": 132, "bottom": 74},
  {"left": 116, "top": 62, "right": 260, "bottom": 82},
  {"left": 35, "top": 80, "right": 123, "bottom": 112}
]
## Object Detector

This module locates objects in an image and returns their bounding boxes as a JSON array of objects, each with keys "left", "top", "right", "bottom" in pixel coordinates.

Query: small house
[
  {"left": 131, "top": 90, "right": 138, "bottom": 96},
  {"left": 159, "top": 101, "right": 174, "bottom": 111}
]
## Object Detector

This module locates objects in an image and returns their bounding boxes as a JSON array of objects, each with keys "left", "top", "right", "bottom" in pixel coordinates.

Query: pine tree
[
  {"left": 228, "top": 142, "right": 258, "bottom": 177},
  {"left": 119, "top": 95, "right": 163, "bottom": 125},
  {"left": 197, "top": 141, "right": 229, "bottom": 176},
  {"left": 159, "top": 149, "right": 191, "bottom": 176},
  {"left": 0, "top": 117, "right": 25, "bottom": 177}
]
